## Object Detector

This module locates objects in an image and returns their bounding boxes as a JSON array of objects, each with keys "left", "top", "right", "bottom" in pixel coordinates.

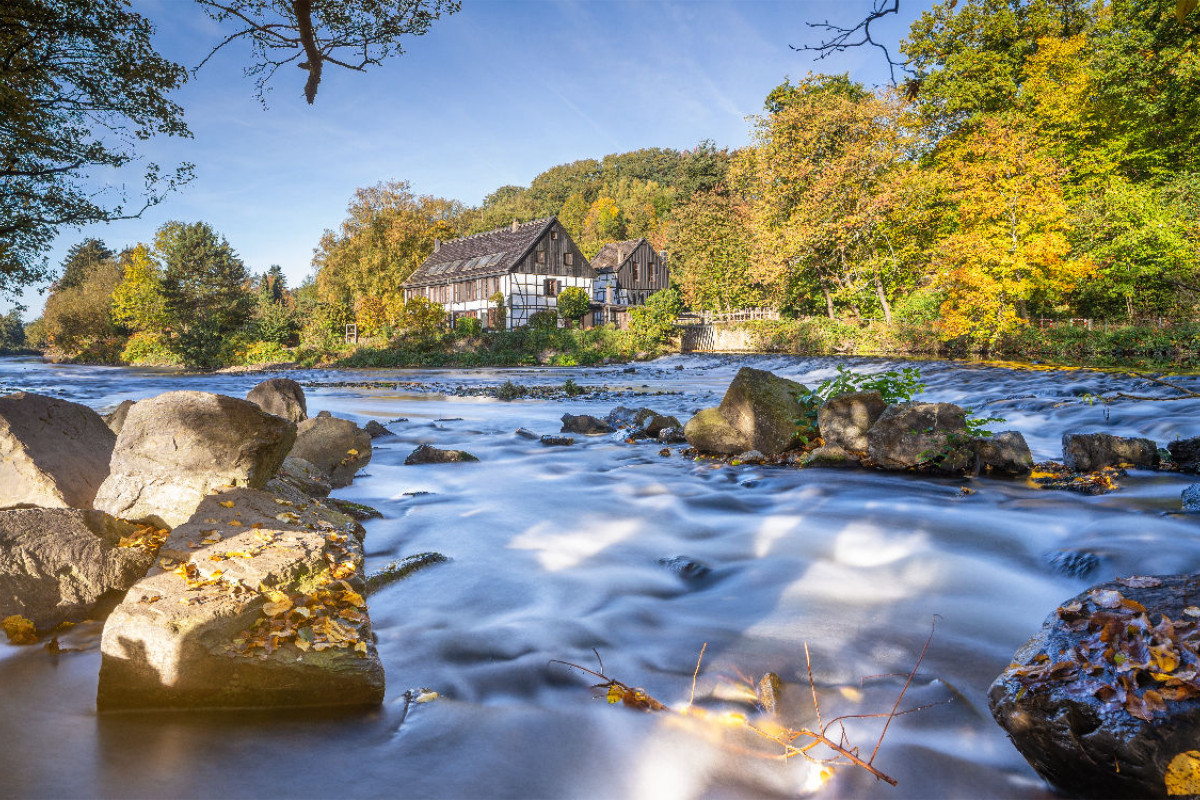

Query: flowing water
[{"left": 0, "top": 353, "right": 1198, "bottom": 799}]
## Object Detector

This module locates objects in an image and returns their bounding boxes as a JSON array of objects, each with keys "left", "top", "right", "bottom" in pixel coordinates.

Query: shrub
[
  {"left": 120, "top": 331, "right": 182, "bottom": 366},
  {"left": 528, "top": 310, "right": 558, "bottom": 330},
  {"left": 629, "top": 287, "right": 683, "bottom": 349},
  {"left": 455, "top": 316, "right": 482, "bottom": 337}
]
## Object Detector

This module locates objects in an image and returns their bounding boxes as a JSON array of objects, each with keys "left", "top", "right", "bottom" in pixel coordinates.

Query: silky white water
[{"left": 0, "top": 353, "right": 1197, "bottom": 799}]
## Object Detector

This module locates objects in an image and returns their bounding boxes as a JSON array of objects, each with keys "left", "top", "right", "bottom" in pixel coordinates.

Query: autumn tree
[
  {"left": 664, "top": 191, "right": 760, "bottom": 312},
  {"left": 39, "top": 253, "right": 124, "bottom": 359},
  {"left": 0, "top": 0, "right": 191, "bottom": 296},
  {"left": 110, "top": 244, "right": 169, "bottom": 334},
  {"left": 556, "top": 286, "right": 590, "bottom": 327},
  {"left": 196, "top": 0, "right": 461, "bottom": 104}
]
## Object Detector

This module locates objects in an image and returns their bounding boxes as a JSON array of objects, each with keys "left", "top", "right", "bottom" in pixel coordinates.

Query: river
[{"left": 0, "top": 353, "right": 1197, "bottom": 799}]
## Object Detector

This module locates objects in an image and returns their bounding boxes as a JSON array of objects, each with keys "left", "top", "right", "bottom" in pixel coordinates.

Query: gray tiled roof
[
  {"left": 590, "top": 238, "right": 646, "bottom": 273},
  {"left": 404, "top": 217, "right": 556, "bottom": 286}
]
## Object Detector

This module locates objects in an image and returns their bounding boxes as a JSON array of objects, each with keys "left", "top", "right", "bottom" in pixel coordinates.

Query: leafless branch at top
[{"left": 791, "top": 0, "right": 910, "bottom": 85}]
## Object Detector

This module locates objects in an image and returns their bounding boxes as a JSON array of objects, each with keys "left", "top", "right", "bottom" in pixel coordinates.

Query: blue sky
[{"left": 7, "top": 0, "right": 935, "bottom": 318}]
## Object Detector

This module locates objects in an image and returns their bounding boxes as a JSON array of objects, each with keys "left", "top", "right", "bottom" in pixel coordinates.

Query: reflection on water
[{"left": 0, "top": 353, "right": 1197, "bottom": 799}]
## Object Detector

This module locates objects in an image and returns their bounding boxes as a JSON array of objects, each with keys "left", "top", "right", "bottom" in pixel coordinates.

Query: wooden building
[
  {"left": 587, "top": 238, "right": 669, "bottom": 327},
  {"left": 402, "top": 217, "right": 593, "bottom": 330}
]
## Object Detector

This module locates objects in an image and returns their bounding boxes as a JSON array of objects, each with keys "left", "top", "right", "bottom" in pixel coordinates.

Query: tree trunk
[
  {"left": 292, "top": 0, "right": 323, "bottom": 104},
  {"left": 874, "top": 273, "right": 892, "bottom": 325},
  {"left": 822, "top": 286, "right": 835, "bottom": 320}
]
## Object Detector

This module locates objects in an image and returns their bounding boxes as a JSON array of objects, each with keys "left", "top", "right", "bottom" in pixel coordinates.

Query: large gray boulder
[
  {"left": 103, "top": 399, "right": 136, "bottom": 435},
  {"left": 0, "top": 509, "right": 157, "bottom": 630},
  {"left": 989, "top": 575, "right": 1200, "bottom": 798},
  {"left": 97, "top": 487, "right": 383, "bottom": 711},
  {"left": 716, "top": 367, "right": 811, "bottom": 455},
  {"left": 94, "top": 391, "right": 297, "bottom": 528},
  {"left": 274, "top": 456, "right": 333, "bottom": 498},
  {"left": 289, "top": 416, "right": 372, "bottom": 488},
  {"left": 0, "top": 392, "right": 116, "bottom": 510},
  {"left": 245, "top": 377, "right": 307, "bottom": 423},
  {"left": 1063, "top": 432, "right": 1160, "bottom": 473},
  {"left": 818, "top": 390, "right": 886, "bottom": 451},
  {"left": 866, "top": 402, "right": 969, "bottom": 472},
  {"left": 1167, "top": 436, "right": 1200, "bottom": 473},
  {"left": 975, "top": 430, "right": 1034, "bottom": 476},
  {"left": 683, "top": 407, "right": 748, "bottom": 455}
]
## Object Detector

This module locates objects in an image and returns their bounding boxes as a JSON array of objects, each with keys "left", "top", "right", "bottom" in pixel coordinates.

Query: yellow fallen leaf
[
  {"left": 347, "top": 449, "right": 359, "bottom": 456},
  {"left": 227, "top": 520, "right": 243, "bottom": 527},
  {"left": 219, "top": 500, "right": 235, "bottom": 508},
  {"left": 341, "top": 589, "right": 366, "bottom": 608},
  {"left": 354, "top": 641, "right": 368, "bottom": 654},
  {"left": 294, "top": 637, "right": 311, "bottom": 652},
  {"left": 1166, "top": 751, "right": 1200, "bottom": 796},
  {"left": 263, "top": 598, "right": 293, "bottom": 617}
]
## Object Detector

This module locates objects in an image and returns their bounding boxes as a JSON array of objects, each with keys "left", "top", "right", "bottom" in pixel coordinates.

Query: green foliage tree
[
  {"left": 57, "top": 239, "right": 115, "bottom": 291},
  {"left": 0, "top": 0, "right": 191, "bottom": 297},
  {"left": 0, "top": 309, "right": 25, "bottom": 351},
  {"left": 556, "top": 286, "right": 590, "bottom": 327},
  {"left": 110, "top": 244, "right": 169, "bottom": 333},
  {"left": 396, "top": 295, "right": 444, "bottom": 335},
  {"left": 664, "top": 191, "right": 759, "bottom": 312},
  {"left": 157, "top": 221, "right": 254, "bottom": 367},
  {"left": 628, "top": 286, "right": 683, "bottom": 350},
  {"left": 39, "top": 256, "right": 124, "bottom": 359}
]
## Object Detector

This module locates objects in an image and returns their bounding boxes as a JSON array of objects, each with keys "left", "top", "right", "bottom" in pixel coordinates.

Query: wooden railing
[{"left": 675, "top": 308, "right": 780, "bottom": 325}]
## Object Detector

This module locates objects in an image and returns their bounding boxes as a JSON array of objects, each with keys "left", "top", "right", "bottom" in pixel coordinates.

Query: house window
[
  {"left": 543, "top": 278, "right": 560, "bottom": 297},
  {"left": 631, "top": 262, "right": 640, "bottom": 282},
  {"left": 551, "top": 230, "right": 559, "bottom": 241},
  {"left": 563, "top": 252, "right": 573, "bottom": 267},
  {"left": 535, "top": 248, "right": 546, "bottom": 265}
]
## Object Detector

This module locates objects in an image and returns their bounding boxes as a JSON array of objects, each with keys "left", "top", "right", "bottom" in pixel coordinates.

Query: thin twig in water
[{"left": 690, "top": 642, "right": 707, "bottom": 706}]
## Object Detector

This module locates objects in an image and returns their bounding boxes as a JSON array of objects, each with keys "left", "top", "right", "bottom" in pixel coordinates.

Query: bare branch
[{"left": 791, "top": 0, "right": 910, "bottom": 85}]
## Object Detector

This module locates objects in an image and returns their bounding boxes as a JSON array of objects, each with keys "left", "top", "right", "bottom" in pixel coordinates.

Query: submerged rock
[
  {"left": 404, "top": 444, "right": 479, "bottom": 464},
  {"left": 867, "top": 402, "right": 969, "bottom": 473},
  {"left": 989, "top": 574, "right": 1200, "bottom": 798},
  {"left": 94, "top": 391, "right": 295, "bottom": 528},
  {"left": 658, "top": 556, "right": 711, "bottom": 581},
  {"left": 1062, "top": 432, "right": 1160, "bottom": 473},
  {"left": 0, "top": 392, "right": 116, "bottom": 511},
  {"left": 290, "top": 416, "right": 372, "bottom": 488},
  {"left": 0, "top": 509, "right": 158, "bottom": 630},
  {"left": 560, "top": 413, "right": 613, "bottom": 435},
  {"left": 1045, "top": 549, "right": 1101, "bottom": 579},
  {"left": 604, "top": 406, "right": 657, "bottom": 430},
  {"left": 818, "top": 390, "right": 885, "bottom": 452},
  {"left": 97, "top": 487, "right": 382, "bottom": 711},
  {"left": 540, "top": 435, "right": 574, "bottom": 446},
  {"left": 656, "top": 426, "right": 687, "bottom": 444},
  {"left": 802, "top": 445, "right": 862, "bottom": 469},
  {"left": 514, "top": 427, "right": 539, "bottom": 440},
  {"left": 1183, "top": 484, "right": 1200, "bottom": 511},
  {"left": 1167, "top": 436, "right": 1200, "bottom": 473},
  {"left": 363, "top": 420, "right": 391, "bottom": 439},
  {"left": 732, "top": 450, "right": 765, "bottom": 464},
  {"left": 976, "top": 431, "right": 1034, "bottom": 476},
  {"left": 245, "top": 378, "right": 308, "bottom": 423}
]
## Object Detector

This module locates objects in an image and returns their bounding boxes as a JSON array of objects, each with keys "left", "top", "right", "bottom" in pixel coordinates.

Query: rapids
[{"left": 0, "top": 353, "right": 1197, "bottom": 799}]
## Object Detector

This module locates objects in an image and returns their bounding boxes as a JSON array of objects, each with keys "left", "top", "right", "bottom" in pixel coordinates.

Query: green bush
[
  {"left": 121, "top": 331, "right": 182, "bottom": 366},
  {"left": 528, "top": 310, "right": 558, "bottom": 330},
  {"left": 455, "top": 316, "right": 482, "bottom": 337}
]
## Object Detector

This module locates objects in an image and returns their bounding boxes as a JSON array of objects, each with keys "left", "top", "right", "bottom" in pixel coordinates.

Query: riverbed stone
[
  {"left": 866, "top": 402, "right": 969, "bottom": 472},
  {"left": 683, "top": 407, "right": 748, "bottom": 455},
  {"left": 1167, "top": 436, "right": 1200, "bottom": 473},
  {"left": 404, "top": 444, "right": 479, "bottom": 464},
  {"left": 103, "top": 399, "right": 136, "bottom": 435},
  {"left": 97, "top": 486, "right": 382, "bottom": 711},
  {"left": 94, "top": 391, "right": 296, "bottom": 528},
  {"left": 989, "top": 574, "right": 1200, "bottom": 798},
  {"left": 560, "top": 413, "right": 612, "bottom": 435},
  {"left": 801, "top": 445, "right": 862, "bottom": 469},
  {"left": 289, "top": 416, "right": 372, "bottom": 488},
  {"left": 1062, "top": 432, "right": 1160, "bottom": 473},
  {"left": 275, "top": 456, "right": 333, "bottom": 498},
  {"left": 0, "top": 509, "right": 156, "bottom": 630},
  {"left": 540, "top": 435, "right": 574, "bottom": 446},
  {"left": 818, "top": 390, "right": 885, "bottom": 451},
  {"left": 657, "top": 426, "right": 687, "bottom": 444},
  {"left": 245, "top": 377, "right": 307, "bottom": 423},
  {"left": 1183, "top": 484, "right": 1200, "bottom": 511},
  {"left": 641, "top": 414, "right": 681, "bottom": 438},
  {"left": 975, "top": 431, "right": 1034, "bottom": 476},
  {"left": 717, "top": 367, "right": 811, "bottom": 455},
  {"left": 0, "top": 392, "right": 116, "bottom": 511},
  {"left": 363, "top": 420, "right": 390, "bottom": 439},
  {"left": 604, "top": 406, "right": 657, "bottom": 429}
]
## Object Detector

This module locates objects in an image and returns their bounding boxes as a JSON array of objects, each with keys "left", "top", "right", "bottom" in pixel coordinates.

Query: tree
[
  {"left": 39, "top": 255, "right": 124, "bottom": 358},
  {"left": 0, "top": 0, "right": 192, "bottom": 296},
  {"left": 196, "top": 0, "right": 461, "bottom": 104},
  {"left": 157, "top": 221, "right": 254, "bottom": 367},
  {"left": 395, "top": 295, "right": 444, "bottom": 334},
  {"left": 110, "top": 244, "right": 169, "bottom": 333},
  {"left": 0, "top": 310, "right": 25, "bottom": 351},
  {"left": 664, "top": 191, "right": 760, "bottom": 312},
  {"left": 629, "top": 287, "right": 683, "bottom": 350},
  {"left": 57, "top": 239, "right": 115, "bottom": 291},
  {"left": 556, "top": 286, "right": 590, "bottom": 327}
]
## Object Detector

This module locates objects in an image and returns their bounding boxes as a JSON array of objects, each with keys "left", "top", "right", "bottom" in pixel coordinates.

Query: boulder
[
  {"left": 1167, "top": 436, "right": 1200, "bottom": 473},
  {"left": 560, "top": 413, "right": 613, "bottom": 435},
  {"left": 975, "top": 431, "right": 1034, "bottom": 476},
  {"left": 989, "top": 575, "right": 1200, "bottom": 798},
  {"left": 0, "top": 392, "right": 116, "bottom": 510},
  {"left": 97, "top": 487, "right": 382, "bottom": 711},
  {"left": 514, "top": 427, "right": 539, "bottom": 440},
  {"left": 275, "top": 456, "right": 333, "bottom": 498},
  {"left": 404, "top": 444, "right": 479, "bottom": 465},
  {"left": 1183, "top": 484, "right": 1200, "bottom": 512},
  {"left": 94, "top": 391, "right": 296, "bottom": 528},
  {"left": 801, "top": 445, "right": 862, "bottom": 469},
  {"left": 540, "top": 435, "right": 574, "bottom": 447},
  {"left": 0, "top": 509, "right": 158, "bottom": 630},
  {"left": 866, "top": 402, "right": 969, "bottom": 472},
  {"left": 641, "top": 414, "right": 682, "bottom": 438},
  {"left": 656, "top": 426, "right": 687, "bottom": 445},
  {"left": 289, "top": 416, "right": 372, "bottom": 488},
  {"left": 717, "top": 367, "right": 811, "bottom": 455},
  {"left": 818, "top": 390, "right": 885, "bottom": 451},
  {"left": 363, "top": 420, "right": 390, "bottom": 439},
  {"left": 1062, "top": 432, "right": 1160, "bottom": 473},
  {"left": 103, "top": 399, "right": 136, "bottom": 435},
  {"left": 684, "top": 407, "right": 748, "bottom": 455},
  {"left": 605, "top": 406, "right": 658, "bottom": 429},
  {"left": 245, "top": 377, "right": 307, "bottom": 423}
]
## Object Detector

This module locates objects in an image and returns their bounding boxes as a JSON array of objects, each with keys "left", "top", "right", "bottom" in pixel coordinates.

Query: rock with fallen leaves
[
  {"left": 94, "top": 391, "right": 297, "bottom": 528},
  {"left": 0, "top": 392, "right": 116, "bottom": 510},
  {"left": 245, "top": 377, "right": 308, "bottom": 423},
  {"left": 0, "top": 509, "right": 161, "bottom": 630},
  {"left": 989, "top": 574, "right": 1200, "bottom": 798},
  {"left": 289, "top": 416, "right": 372, "bottom": 488},
  {"left": 1062, "top": 432, "right": 1160, "bottom": 473},
  {"left": 97, "top": 486, "right": 382, "bottom": 710}
]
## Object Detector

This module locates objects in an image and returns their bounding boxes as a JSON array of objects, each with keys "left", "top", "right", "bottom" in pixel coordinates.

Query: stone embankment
[{"left": 0, "top": 377, "right": 395, "bottom": 712}]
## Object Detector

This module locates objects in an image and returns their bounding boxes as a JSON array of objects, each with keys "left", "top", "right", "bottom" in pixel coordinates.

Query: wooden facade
[
  {"left": 403, "top": 217, "right": 594, "bottom": 330},
  {"left": 587, "top": 238, "right": 669, "bottom": 327}
]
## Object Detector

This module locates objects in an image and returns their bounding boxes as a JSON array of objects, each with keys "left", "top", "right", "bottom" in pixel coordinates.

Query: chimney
[
  {"left": 511, "top": 218, "right": 519, "bottom": 233},
  {"left": 433, "top": 238, "right": 441, "bottom": 253}
]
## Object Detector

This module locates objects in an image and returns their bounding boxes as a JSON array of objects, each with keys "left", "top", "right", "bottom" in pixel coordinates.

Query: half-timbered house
[
  {"left": 402, "top": 217, "right": 593, "bottom": 329},
  {"left": 588, "top": 238, "right": 669, "bottom": 327}
]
